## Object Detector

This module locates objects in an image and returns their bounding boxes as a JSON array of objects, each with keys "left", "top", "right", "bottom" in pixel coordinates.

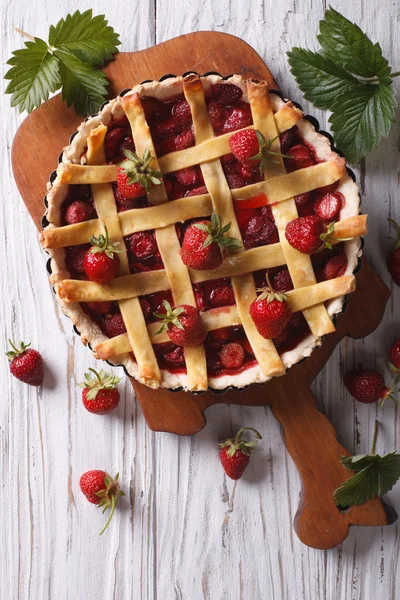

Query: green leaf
[
  {"left": 287, "top": 48, "right": 357, "bottom": 110},
  {"left": 48, "top": 9, "right": 120, "bottom": 66},
  {"left": 55, "top": 48, "right": 109, "bottom": 115},
  {"left": 333, "top": 452, "right": 400, "bottom": 507},
  {"left": 5, "top": 37, "right": 60, "bottom": 113},
  {"left": 318, "top": 6, "right": 391, "bottom": 79},
  {"left": 328, "top": 81, "right": 397, "bottom": 163}
]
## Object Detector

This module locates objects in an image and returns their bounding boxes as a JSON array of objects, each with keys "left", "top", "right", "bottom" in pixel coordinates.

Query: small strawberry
[
  {"left": 389, "top": 338, "right": 400, "bottom": 382},
  {"left": 105, "top": 127, "right": 128, "bottom": 161},
  {"left": 249, "top": 275, "right": 292, "bottom": 339},
  {"left": 154, "top": 301, "right": 206, "bottom": 347},
  {"left": 86, "top": 301, "right": 115, "bottom": 315},
  {"left": 314, "top": 192, "right": 343, "bottom": 221},
  {"left": 172, "top": 98, "right": 192, "bottom": 123},
  {"left": 272, "top": 268, "right": 294, "bottom": 292},
  {"left": 285, "top": 144, "right": 315, "bottom": 172},
  {"left": 344, "top": 369, "right": 393, "bottom": 406},
  {"left": 322, "top": 254, "right": 348, "bottom": 280},
  {"left": 65, "top": 200, "right": 96, "bottom": 224},
  {"left": 219, "top": 427, "right": 262, "bottom": 480},
  {"left": 78, "top": 368, "right": 122, "bottom": 415},
  {"left": 117, "top": 148, "right": 162, "bottom": 199},
  {"left": 244, "top": 215, "right": 279, "bottom": 249},
  {"left": 229, "top": 129, "right": 294, "bottom": 173},
  {"left": 220, "top": 343, "right": 245, "bottom": 369},
  {"left": 174, "top": 127, "right": 195, "bottom": 151},
  {"left": 211, "top": 83, "right": 243, "bottom": 105},
  {"left": 175, "top": 166, "right": 204, "bottom": 187},
  {"left": 387, "top": 219, "right": 400, "bottom": 287},
  {"left": 181, "top": 211, "right": 241, "bottom": 270},
  {"left": 6, "top": 340, "right": 44, "bottom": 386},
  {"left": 84, "top": 225, "right": 122, "bottom": 284},
  {"left": 221, "top": 102, "right": 253, "bottom": 134},
  {"left": 184, "top": 185, "right": 208, "bottom": 197},
  {"left": 285, "top": 216, "right": 348, "bottom": 255},
  {"left": 102, "top": 313, "right": 127, "bottom": 338},
  {"left": 79, "top": 470, "right": 125, "bottom": 535},
  {"left": 66, "top": 244, "right": 90, "bottom": 274}
]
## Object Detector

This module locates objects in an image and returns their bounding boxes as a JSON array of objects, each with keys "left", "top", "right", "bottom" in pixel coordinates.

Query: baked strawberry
[
  {"left": 244, "top": 215, "right": 279, "bottom": 249},
  {"left": 79, "top": 470, "right": 125, "bottom": 535},
  {"left": 174, "top": 127, "right": 194, "bottom": 151},
  {"left": 105, "top": 127, "right": 128, "bottom": 160},
  {"left": 285, "top": 215, "right": 324, "bottom": 254},
  {"left": 219, "top": 427, "right": 262, "bottom": 480},
  {"left": 66, "top": 244, "right": 90, "bottom": 274},
  {"left": 249, "top": 276, "right": 292, "bottom": 339},
  {"left": 209, "top": 284, "right": 235, "bottom": 307},
  {"left": 225, "top": 171, "right": 246, "bottom": 189},
  {"left": 181, "top": 212, "right": 241, "bottom": 270},
  {"left": 184, "top": 185, "right": 208, "bottom": 197},
  {"left": 7, "top": 340, "right": 44, "bottom": 386},
  {"left": 141, "top": 96, "right": 168, "bottom": 121},
  {"left": 389, "top": 338, "right": 400, "bottom": 381},
  {"left": 279, "top": 127, "right": 297, "bottom": 153},
  {"left": 272, "top": 268, "right": 294, "bottom": 292},
  {"left": 314, "top": 192, "right": 343, "bottom": 221},
  {"left": 220, "top": 343, "right": 245, "bottom": 369},
  {"left": 387, "top": 219, "right": 400, "bottom": 287},
  {"left": 86, "top": 301, "right": 114, "bottom": 315},
  {"left": 65, "top": 200, "right": 96, "bottom": 224},
  {"left": 285, "top": 144, "right": 315, "bottom": 172},
  {"left": 221, "top": 102, "right": 252, "bottom": 133},
  {"left": 117, "top": 148, "right": 162, "bottom": 199},
  {"left": 344, "top": 369, "right": 393, "bottom": 406},
  {"left": 78, "top": 368, "right": 121, "bottom": 415},
  {"left": 162, "top": 345, "right": 185, "bottom": 367},
  {"left": 322, "top": 254, "right": 348, "bottom": 280},
  {"left": 84, "top": 226, "right": 122, "bottom": 284},
  {"left": 154, "top": 302, "right": 206, "bottom": 347},
  {"left": 172, "top": 98, "right": 192, "bottom": 123},
  {"left": 211, "top": 83, "right": 243, "bottom": 105},
  {"left": 207, "top": 100, "right": 225, "bottom": 130},
  {"left": 175, "top": 166, "right": 204, "bottom": 187},
  {"left": 102, "top": 313, "right": 127, "bottom": 338},
  {"left": 126, "top": 231, "right": 157, "bottom": 260}
]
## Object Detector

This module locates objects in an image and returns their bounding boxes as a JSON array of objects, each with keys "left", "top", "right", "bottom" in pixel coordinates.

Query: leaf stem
[
  {"left": 371, "top": 419, "right": 379, "bottom": 455},
  {"left": 15, "top": 28, "right": 35, "bottom": 41},
  {"left": 390, "top": 71, "right": 400, "bottom": 78}
]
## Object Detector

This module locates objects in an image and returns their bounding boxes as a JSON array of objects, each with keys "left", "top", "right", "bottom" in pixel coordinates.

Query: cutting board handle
[{"left": 271, "top": 382, "right": 391, "bottom": 549}]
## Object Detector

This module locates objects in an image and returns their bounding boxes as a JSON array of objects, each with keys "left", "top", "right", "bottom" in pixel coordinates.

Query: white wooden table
[{"left": 1, "top": 1, "right": 399, "bottom": 598}]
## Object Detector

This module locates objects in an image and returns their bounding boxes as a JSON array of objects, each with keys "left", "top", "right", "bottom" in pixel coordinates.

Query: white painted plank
[{"left": 0, "top": 0, "right": 399, "bottom": 599}]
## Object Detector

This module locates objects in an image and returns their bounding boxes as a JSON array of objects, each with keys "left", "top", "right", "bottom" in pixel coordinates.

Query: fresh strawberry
[
  {"left": 322, "top": 254, "right": 348, "bottom": 280},
  {"left": 219, "top": 427, "right": 262, "bottom": 480},
  {"left": 84, "top": 226, "right": 121, "bottom": 284},
  {"left": 389, "top": 338, "right": 400, "bottom": 381},
  {"left": 78, "top": 368, "right": 121, "bottom": 415},
  {"left": 344, "top": 369, "right": 393, "bottom": 406},
  {"left": 387, "top": 219, "right": 400, "bottom": 287},
  {"left": 181, "top": 212, "right": 241, "bottom": 270},
  {"left": 117, "top": 148, "right": 162, "bottom": 199},
  {"left": 154, "top": 301, "right": 206, "bottom": 347},
  {"left": 66, "top": 244, "right": 90, "bottom": 274},
  {"left": 86, "top": 301, "right": 114, "bottom": 315},
  {"left": 126, "top": 231, "right": 157, "bottom": 260},
  {"left": 79, "top": 470, "right": 125, "bottom": 535},
  {"left": 229, "top": 129, "right": 259, "bottom": 166},
  {"left": 175, "top": 166, "right": 204, "bottom": 187},
  {"left": 285, "top": 215, "right": 324, "bottom": 254},
  {"left": 102, "top": 313, "right": 127, "bottom": 338},
  {"left": 249, "top": 276, "right": 292, "bottom": 339},
  {"left": 7, "top": 340, "right": 44, "bottom": 386},
  {"left": 244, "top": 215, "right": 279, "bottom": 249},
  {"left": 184, "top": 185, "right": 208, "bottom": 197},
  {"left": 211, "top": 83, "right": 243, "bottom": 105},
  {"left": 221, "top": 102, "right": 253, "bottom": 134},
  {"left": 285, "top": 144, "right": 315, "bottom": 172},
  {"left": 314, "top": 192, "right": 343, "bottom": 221},
  {"left": 220, "top": 343, "right": 245, "bottom": 369},
  {"left": 172, "top": 98, "right": 192, "bottom": 123},
  {"left": 65, "top": 200, "right": 96, "bottom": 224},
  {"left": 272, "top": 268, "right": 294, "bottom": 292},
  {"left": 209, "top": 285, "right": 235, "bottom": 307}
]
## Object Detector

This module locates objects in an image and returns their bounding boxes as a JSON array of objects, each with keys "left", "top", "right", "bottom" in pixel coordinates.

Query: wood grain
[{"left": 2, "top": 0, "right": 400, "bottom": 598}]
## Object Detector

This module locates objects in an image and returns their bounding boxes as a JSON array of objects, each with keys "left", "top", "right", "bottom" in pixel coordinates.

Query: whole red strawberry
[
  {"left": 117, "top": 148, "right": 162, "bottom": 199},
  {"left": 344, "top": 369, "right": 392, "bottom": 406},
  {"left": 229, "top": 129, "right": 260, "bottom": 166},
  {"left": 79, "top": 470, "right": 125, "bottom": 535},
  {"left": 285, "top": 215, "right": 325, "bottom": 254},
  {"left": 181, "top": 211, "right": 241, "bottom": 270},
  {"left": 219, "top": 427, "right": 262, "bottom": 480},
  {"left": 389, "top": 338, "right": 400, "bottom": 381},
  {"left": 154, "top": 302, "right": 206, "bottom": 347},
  {"left": 249, "top": 276, "right": 292, "bottom": 339},
  {"left": 84, "top": 225, "right": 121, "bottom": 284},
  {"left": 78, "top": 368, "right": 121, "bottom": 414},
  {"left": 387, "top": 219, "right": 400, "bottom": 287},
  {"left": 7, "top": 340, "right": 44, "bottom": 386},
  {"left": 65, "top": 200, "right": 96, "bottom": 224}
]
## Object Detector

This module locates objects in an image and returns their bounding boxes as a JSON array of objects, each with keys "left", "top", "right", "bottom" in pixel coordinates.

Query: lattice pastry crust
[{"left": 41, "top": 74, "right": 364, "bottom": 391}]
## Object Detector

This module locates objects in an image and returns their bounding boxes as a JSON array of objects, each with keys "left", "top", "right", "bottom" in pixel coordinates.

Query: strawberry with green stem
[
  {"left": 285, "top": 216, "right": 352, "bottom": 255},
  {"left": 344, "top": 367, "right": 395, "bottom": 407},
  {"left": 78, "top": 368, "right": 122, "bottom": 414},
  {"left": 79, "top": 470, "right": 125, "bottom": 535},
  {"left": 6, "top": 340, "right": 44, "bottom": 386},
  {"left": 229, "top": 129, "right": 294, "bottom": 172},
  {"left": 84, "top": 224, "right": 123, "bottom": 284},
  {"left": 117, "top": 148, "right": 163, "bottom": 199},
  {"left": 249, "top": 273, "right": 292, "bottom": 339},
  {"left": 154, "top": 301, "right": 206, "bottom": 347},
  {"left": 219, "top": 427, "right": 262, "bottom": 480}
]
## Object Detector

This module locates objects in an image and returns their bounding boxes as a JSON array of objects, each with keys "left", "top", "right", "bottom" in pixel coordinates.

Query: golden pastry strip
[
  {"left": 42, "top": 158, "right": 346, "bottom": 250},
  {"left": 121, "top": 93, "right": 208, "bottom": 391},
  {"left": 96, "top": 275, "right": 355, "bottom": 360},
  {"left": 248, "top": 80, "right": 334, "bottom": 337},
  {"left": 86, "top": 125, "right": 161, "bottom": 387},
  {"left": 184, "top": 74, "right": 285, "bottom": 378}
]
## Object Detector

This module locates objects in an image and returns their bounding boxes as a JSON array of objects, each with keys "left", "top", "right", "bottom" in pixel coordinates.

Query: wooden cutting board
[{"left": 11, "top": 31, "right": 397, "bottom": 550}]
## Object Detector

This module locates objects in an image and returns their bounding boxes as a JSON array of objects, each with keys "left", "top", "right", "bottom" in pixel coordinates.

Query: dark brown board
[{"left": 11, "top": 31, "right": 396, "bottom": 550}]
